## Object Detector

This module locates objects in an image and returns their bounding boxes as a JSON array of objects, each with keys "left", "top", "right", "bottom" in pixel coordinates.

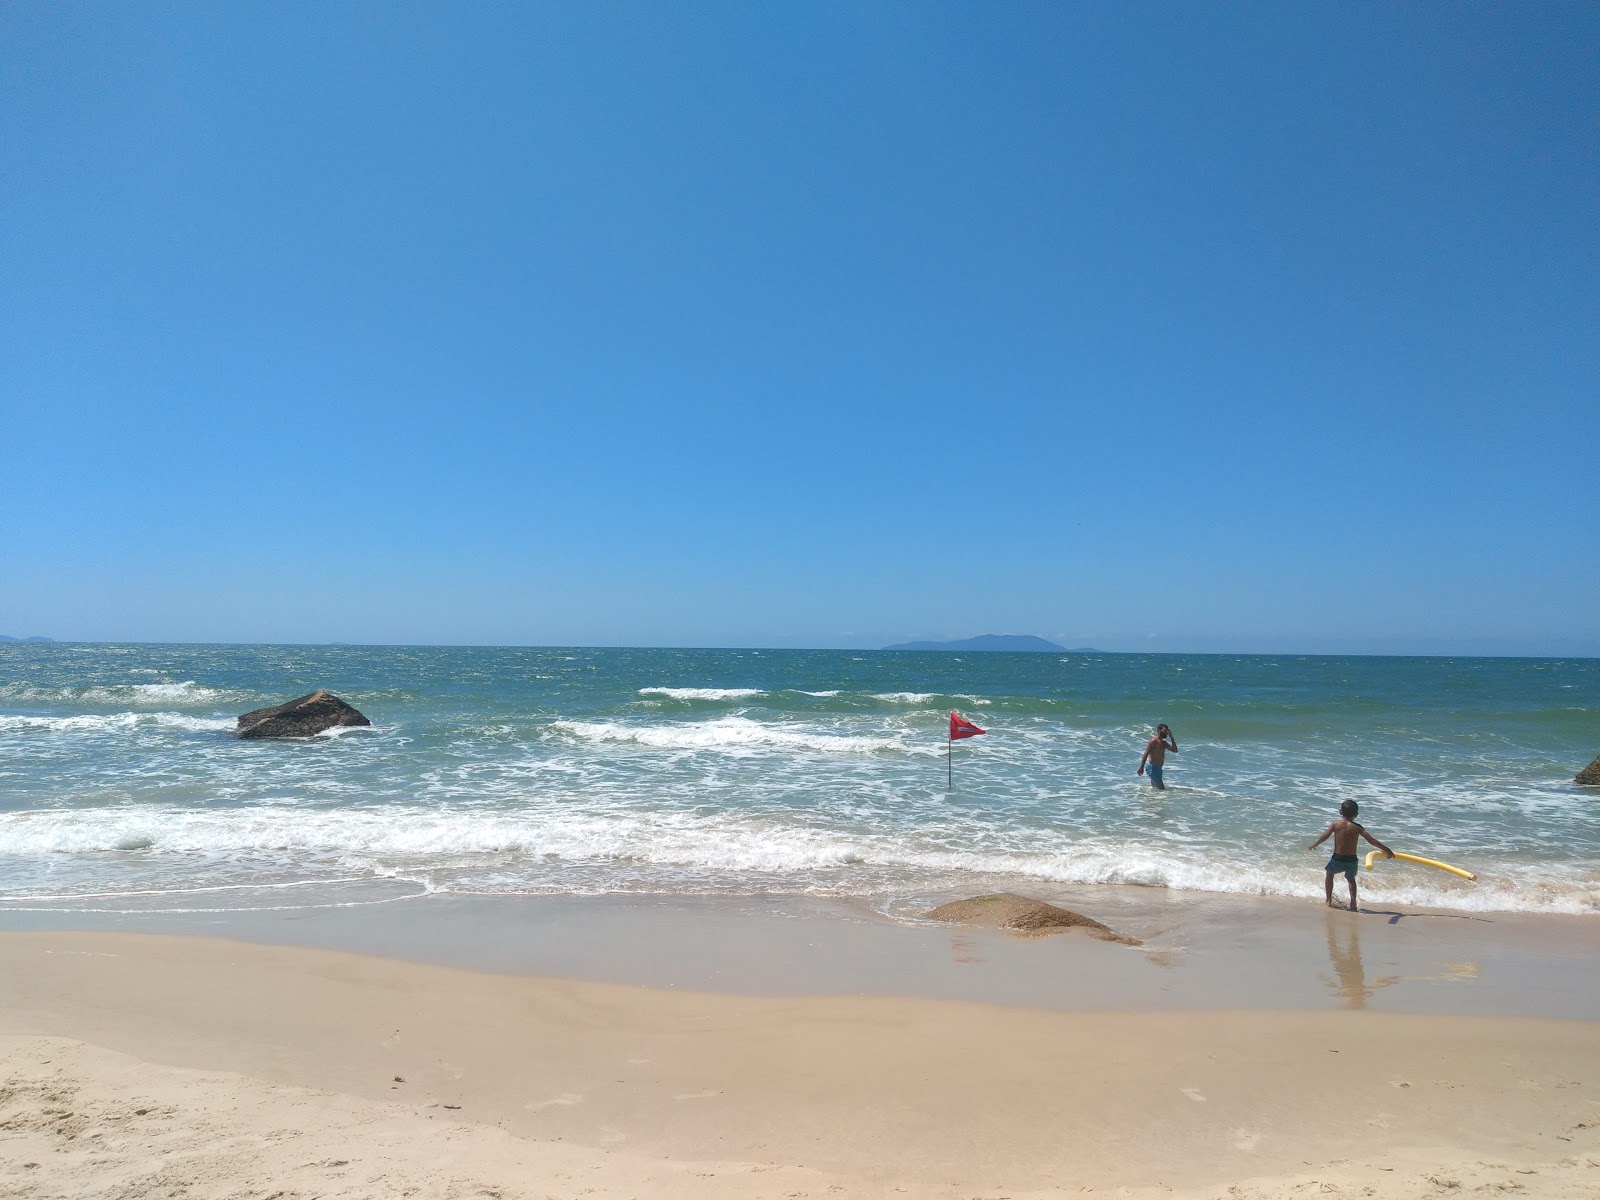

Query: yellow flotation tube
[{"left": 1364, "top": 850, "right": 1476, "bottom": 881}]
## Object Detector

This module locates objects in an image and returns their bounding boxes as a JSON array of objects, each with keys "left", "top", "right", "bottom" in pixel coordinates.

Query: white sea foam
[
  {"left": 866, "top": 691, "right": 992, "bottom": 707},
  {"left": 798, "top": 690, "right": 841, "bottom": 697},
  {"left": 151, "top": 713, "right": 237, "bottom": 732},
  {"left": 133, "top": 681, "right": 216, "bottom": 702},
  {"left": 0, "top": 713, "right": 139, "bottom": 734},
  {"left": 0, "top": 712, "right": 234, "bottom": 735},
  {"left": 309, "top": 722, "right": 380, "bottom": 739},
  {"left": 0, "top": 806, "right": 1593, "bottom": 915},
  {"left": 0, "top": 679, "right": 235, "bottom": 706},
  {"left": 553, "top": 716, "right": 913, "bottom": 756},
  {"left": 638, "top": 687, "right": 767, "bottom": 701},
  {"left": 0, "top": 877, "right": 373, "bottom": 902}
]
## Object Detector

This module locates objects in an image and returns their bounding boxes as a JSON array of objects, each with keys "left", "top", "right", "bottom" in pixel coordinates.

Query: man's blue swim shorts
[
  {"left": 1326, "top": 854, "right": 1359, "bottom": 879},
  {"left": 1146, "top": 762, "right": 1164, "bottom": 787}
]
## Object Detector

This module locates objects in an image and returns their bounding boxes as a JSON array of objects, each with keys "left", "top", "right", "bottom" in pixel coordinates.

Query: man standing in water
[{"left": 1137, "top": 723, "right": 1178, "bottom": 789}]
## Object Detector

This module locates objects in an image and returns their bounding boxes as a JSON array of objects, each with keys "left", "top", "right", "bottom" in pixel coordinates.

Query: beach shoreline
[
  {"left": 6, "top": 643, "right": 1599, "bottom": 1193},
  {"left": 3, "top": 923, "right": 1599, "bottom": 1199},
  {"left": 3, "top": 884, "right": 1597, "bottom": 1017}
]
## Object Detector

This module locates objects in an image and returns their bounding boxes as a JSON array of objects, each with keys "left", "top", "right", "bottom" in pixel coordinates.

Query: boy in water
[{"left": 1309, "top": 800, "right": 1394, "bottom": 910}]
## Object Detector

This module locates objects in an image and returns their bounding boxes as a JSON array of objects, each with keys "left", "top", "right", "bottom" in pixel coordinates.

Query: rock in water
[
  {"left": 236, "top": 690, "right": 371, "bottom": 740},
  {"left": 1577, "top": 756, "right": 1600, "bottom": 786},
  {"left": 925, "top": 893, "right": 1140, "bottom": 945}
]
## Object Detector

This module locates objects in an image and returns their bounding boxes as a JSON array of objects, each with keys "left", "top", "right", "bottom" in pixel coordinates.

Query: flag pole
[{"left": 947, "top": 712, "right": 984, "bottom": 793}]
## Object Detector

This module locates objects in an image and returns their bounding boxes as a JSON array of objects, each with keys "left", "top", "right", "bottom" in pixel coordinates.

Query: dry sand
[{"left": 2, "top": 930, "right": 1598, "bottom": 1198}]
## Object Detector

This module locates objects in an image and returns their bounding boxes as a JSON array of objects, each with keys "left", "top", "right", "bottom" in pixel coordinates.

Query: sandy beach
[
  {"left": 3, "top": 896, "right": 1599, "bottom": 1199},
  {"left": 5, "top": 0, "right": 1596, "bottom": 1189}
]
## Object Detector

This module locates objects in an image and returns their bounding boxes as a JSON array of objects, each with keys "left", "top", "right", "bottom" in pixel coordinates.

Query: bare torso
[{"left": 1328, "top": 818, "right": 1365, "bottom": 855}]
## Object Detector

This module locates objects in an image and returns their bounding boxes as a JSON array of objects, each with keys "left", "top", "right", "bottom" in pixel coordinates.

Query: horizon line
[{"left": 2, "top": 637, "right": 1596, "bottom": 661}]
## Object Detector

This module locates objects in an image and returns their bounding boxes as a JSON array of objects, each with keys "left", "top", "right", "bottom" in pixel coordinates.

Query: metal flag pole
[{"left": 946, "top": 712, "right": 985, "bottom": 792}]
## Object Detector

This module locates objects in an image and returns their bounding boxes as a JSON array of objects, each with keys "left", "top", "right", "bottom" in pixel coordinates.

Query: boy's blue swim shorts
[{"left": 1326, "top": 854, "right": 1359, "bottom": 879}]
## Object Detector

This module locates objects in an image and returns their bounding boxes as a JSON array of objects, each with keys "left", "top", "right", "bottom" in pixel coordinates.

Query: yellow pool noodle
[{"left": 1364, "top": 850, "right": 1477, "bottom": 881}]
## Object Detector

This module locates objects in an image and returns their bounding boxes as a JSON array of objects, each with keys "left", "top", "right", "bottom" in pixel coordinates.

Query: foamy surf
[
  {"left": 0, "top": 712, "right": 236, "bottom": 734},
  {"left": 552, "top": 716, "right": 919, "bottom": 755},
  {"left": 3, "top": 643, "right": 1595, "bottom": 918},
  {"left": 638, "top": 687, "right": 768, "bottom": 701},
  {"left": 0, "top": 803, "right": 1593, "bottom": 915},
  {"left": 0, "top": 680, "right": 241, "bottom": 706}
]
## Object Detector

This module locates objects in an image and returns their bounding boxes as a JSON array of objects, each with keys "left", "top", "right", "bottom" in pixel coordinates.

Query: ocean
[{"left": 1, "top": 643, "right": 1595, "bottom": 918}]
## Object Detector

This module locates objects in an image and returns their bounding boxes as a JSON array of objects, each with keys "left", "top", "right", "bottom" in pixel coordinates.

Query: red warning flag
[{"left": 949, "top": 712, "right": 986, "bottom": 740}]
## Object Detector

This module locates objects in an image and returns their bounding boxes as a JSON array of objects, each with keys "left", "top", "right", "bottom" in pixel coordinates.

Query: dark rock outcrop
[
  {"left": 925, "top": 892, "right": 1140, "bottom": 945},
  {"left": 1577, "top": 756, "right": 1600, "bottom": 786},
  {"left": 236, "top": 690, "right": 370, "bottom": 740}
]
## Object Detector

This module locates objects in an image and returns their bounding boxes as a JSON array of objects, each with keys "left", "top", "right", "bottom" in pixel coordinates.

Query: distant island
[
  {"left": 881, "top": 634, "right": 1093, "bottom": 653},
  {"left": 0, "top": 635, "right": 54, "bottom": 643}
]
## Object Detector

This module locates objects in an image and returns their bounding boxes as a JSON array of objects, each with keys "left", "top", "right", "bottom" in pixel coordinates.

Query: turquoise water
[{"left": 1, "top": 643, "right": 1595, "bottom": 916}]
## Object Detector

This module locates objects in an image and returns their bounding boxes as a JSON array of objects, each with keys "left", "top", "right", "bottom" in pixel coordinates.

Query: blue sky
[{"left": 2, "top": 2, "right": 1596, "bottom": 653}]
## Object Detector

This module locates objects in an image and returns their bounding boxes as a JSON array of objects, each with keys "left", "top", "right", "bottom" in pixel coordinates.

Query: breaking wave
[
  {"left": 638, "top": 687, "right": 768, "bottom": 701},
  {"left": 0, "top": 712, "right": 235, "bottom": 735},
  {"left": 553, "top": 715, "right": 916, "bottom": 756},
  {"left": 0, "top": 806, "right": 1593, "bottom": 915},
  {"left": 0, "top": 680, "right": 241, "bottom": 707},
  {"left": 871, "top": 691, "right": 992, "bottom": 707}
]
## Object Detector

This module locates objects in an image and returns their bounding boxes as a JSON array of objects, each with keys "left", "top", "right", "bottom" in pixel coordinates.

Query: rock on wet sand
[{"left": 926, "top": 893, "right": 1141, "bottom": 944}]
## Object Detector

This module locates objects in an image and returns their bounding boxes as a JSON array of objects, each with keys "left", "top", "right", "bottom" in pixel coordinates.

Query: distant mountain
[
  {"left": 0, "top": 635, "right": 13, "bottom": 642},
  {"left": 881, "top": 634, "right": 1070, "bottom": 653},
  {"left": 1, "top": 635, "right": 54, "bottom": 642}
]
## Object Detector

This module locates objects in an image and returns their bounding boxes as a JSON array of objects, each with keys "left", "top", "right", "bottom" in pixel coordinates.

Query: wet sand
[
  {"left": 2, "top": 921, "right": 1599, "bottom": 1199},
  {"left": 3, "top": 885, "right": 1597, "bottom": 1016},
  {"left": 3, "top": 890, "right": 1599, "bottom": 1197}
]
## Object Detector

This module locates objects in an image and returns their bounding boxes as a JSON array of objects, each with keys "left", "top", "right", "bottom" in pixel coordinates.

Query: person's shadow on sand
[{"left": 1355, "top": 906, "right": 1493, "bottom": 927}]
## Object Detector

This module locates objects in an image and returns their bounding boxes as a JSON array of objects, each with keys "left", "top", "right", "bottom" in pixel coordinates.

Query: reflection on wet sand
[
  {"left": 1322, "top": 912, "right": 1485, "bottom": 1008},
  {"left": 1323, "top": 912, "right": 1399, "bottom": 1008},
  {"left": 947, "top": 932, "right": 985, "bottom": 965}
]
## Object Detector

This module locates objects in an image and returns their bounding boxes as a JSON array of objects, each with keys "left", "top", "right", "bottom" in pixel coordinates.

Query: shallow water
[{"left": 2, "top": 643, "right": 1596, "bottom": 915}]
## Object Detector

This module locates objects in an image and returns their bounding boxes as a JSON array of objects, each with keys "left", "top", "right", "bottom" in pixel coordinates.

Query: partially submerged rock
[
  {"left": 1577, "top": 756, "right": 1600, "bottom": 786},
  {"left": 236, "top": 690, "right": 370, "bottom": 740},
  {"left": 926, "top": 893, "right": 1140, "bottom": 945}
]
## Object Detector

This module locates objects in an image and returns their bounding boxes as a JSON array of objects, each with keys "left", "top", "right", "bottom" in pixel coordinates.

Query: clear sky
[{"left": 2, "top": 2, "right": 1596, "bottom": 654}]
